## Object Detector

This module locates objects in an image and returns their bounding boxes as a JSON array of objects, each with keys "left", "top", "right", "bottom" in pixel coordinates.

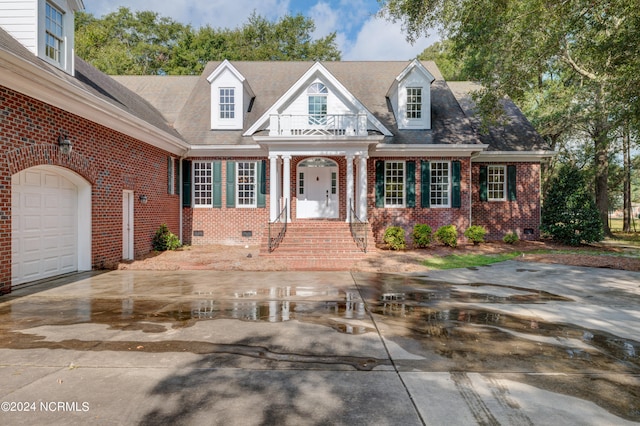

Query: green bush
[
  {"left": 541, "top": 165, "right": 603, "bottom": 246},
  {"left": 464, "top": 225, "right": 487, "bottom": 245},
  {"left": 383, "top": 226, "right": 406, "bottom": 250},
  {"left": 412, "top": 224, "right": 432, "bottom": 248},
  {"left": 152, "top": 224, "right": 181, "bottom": 251},
  {"left": 503, "top": 232, "right": 519, "bottom": 244},
  {"left": 435, "top": 225, "right": 458, "bottom": 248}
]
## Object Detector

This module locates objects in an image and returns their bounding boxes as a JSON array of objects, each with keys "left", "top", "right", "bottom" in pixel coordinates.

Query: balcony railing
[{"left": 269, "top": 113, "right": 368, "bottom": 137}]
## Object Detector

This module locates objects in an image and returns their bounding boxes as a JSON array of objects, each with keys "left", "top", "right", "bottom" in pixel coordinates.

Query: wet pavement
[{"left": 0, "top": 262, "right": 639, "bottom": 425}]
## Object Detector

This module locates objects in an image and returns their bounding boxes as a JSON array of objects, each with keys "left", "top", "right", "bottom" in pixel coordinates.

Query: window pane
[
  {"left": 407, "top": 87, "right": 422, "bottom": 119},
  {"left": 385, "top": 161, "right": 405, "bottom": 207},
  {"left": 430, "top": 162, "right": 450, "bottom": 206},
  {"left": 193, "top": 162, "right": 213, "bottom": 206},
  {"left": 237, "top": 162, "right": 256, "bottom": 207},
  {"left": 219, "top": 88, "right": 235, "bottom": 119},
  {"left": 488, "top": 166, "right": 506, "bottom": 200},
  {"left": 45, "top": 3, "right": 64, "bottom": 63}
]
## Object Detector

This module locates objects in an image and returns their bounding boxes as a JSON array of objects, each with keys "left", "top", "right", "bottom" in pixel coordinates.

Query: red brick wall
[
  {"left": 183, "top": 158, "right": 269, "bottom": 246},
  {"left": 471, "top": 162, "right": 541, "bottom": 241},
  {"left": 368, "top": 157, "right": 472, "bottom": 246},
  {"left": 0, "top": 85, "right": 180, "bottom": 293}
]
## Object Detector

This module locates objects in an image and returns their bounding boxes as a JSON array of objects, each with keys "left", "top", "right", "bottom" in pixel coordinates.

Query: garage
[{"left": 11, "top": 166, "right": 91, "bottom": 286}]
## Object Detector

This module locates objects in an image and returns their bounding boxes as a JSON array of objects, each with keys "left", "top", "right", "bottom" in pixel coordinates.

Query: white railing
[{"left": 269, "top": 114, "right": 368, "bottom": 137}]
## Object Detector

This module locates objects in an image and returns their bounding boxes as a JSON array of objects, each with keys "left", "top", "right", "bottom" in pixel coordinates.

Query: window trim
[
  {"left": 308, "top": 83, "right": 328, "bottom": 125},
  {"left": 384, "top": 160, "right": 406, "bottom": 208},
  {"left": 487, "top": 165, "right": 507, "bottom": 201},
  {"left": 430, "top": 161, "right": 451, "bottom": 208},
  {"left": 219, "top": 87, "right": 235, "bottom": 120},
  {"left": 406, "top": 87, "right": 422, "bottom": 120},
  {"left": 45, "top": 2, "right": 64, "bottom": 64},
  {"left": 236, "top": 161, "right": 257, "bottom": 208},
  {"left": 193, "top": 161, "right": 213, "bottom": 207}
]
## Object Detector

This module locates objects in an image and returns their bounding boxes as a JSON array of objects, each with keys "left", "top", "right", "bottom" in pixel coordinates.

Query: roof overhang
[
  {"left": 67, "top": 0, "right": 85, "bottom": 11},
  {"left": 0, "top": 49, "right": 189, "bottom": 156},
  {"left": 373, "top": 144, "right": 489, "bottom": 157},
  {"left": 254, "top": 135, "right": 383, "bottom": 154},
  {"left": 187, "top": 144, "right": 266, "bottom": 158},
  {"left": 472, "top": 150, "right": 557, "bottom": 162}
]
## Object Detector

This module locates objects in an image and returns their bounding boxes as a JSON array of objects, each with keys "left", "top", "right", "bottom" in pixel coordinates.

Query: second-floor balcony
[{"left": 269, "top": 113, "right": 368, "bottom": 137}]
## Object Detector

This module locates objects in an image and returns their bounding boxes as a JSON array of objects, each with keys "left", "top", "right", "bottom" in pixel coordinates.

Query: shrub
[
  {"left": 412, "top": 224, "right": 432, "bottom": 248},
  {"left": 152, "top": 224, "right": 181, "bottom": 251},
  {"left": 541, "top": 164, "right": 603, "bottom": 245},
  {"left": 464, "top": 225, "right": 487, "bottom": 245},
  {"left": 503, "top": 232, "right": 519, "bottom": 244},
  {"left": 435, "top": 225, "right": 457, "bottom": 248},
  {"left": 383, "top": 226, "right": 406, "bottom": 250}
]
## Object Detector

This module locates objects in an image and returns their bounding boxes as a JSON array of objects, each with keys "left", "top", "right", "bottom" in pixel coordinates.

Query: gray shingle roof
[{"left": 0, "top": 27, "right": 180, "bottom": 139}]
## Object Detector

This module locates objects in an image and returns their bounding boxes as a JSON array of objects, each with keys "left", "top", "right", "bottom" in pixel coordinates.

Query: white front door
[
  {"left": 297, "top": 159, "right": 339, "bottom": 219},
  {"left": 122, "top": 191, "right": 134, "bottom": 260}
]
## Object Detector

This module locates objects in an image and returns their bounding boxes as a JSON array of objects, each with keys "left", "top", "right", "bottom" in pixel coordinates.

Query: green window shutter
[
  {"left": 182, "top": 160, "right": 191, "bottom": 207},
  {"left": 213, "top": 161, "right": 222, "bottom": 208},
  {"left": 479, "top": 165, "right": 488, "bottom": 202},
  {"left": 452, "top": 160, "right": 461, "bottom": 208},
  {"left": 375, "top": 160, "right": 385, "bottom": 208},
  {"left": 406, "top": 160, "right": 416, "bottom": 207},
  {"left": 507, "top": 165, "right": 517, "bottom": 201},
  {"left": 257, "top": 160, "right": 266, "bottom": 208},
  {"left": 226, "top": 161, "right": 236, "bottom": 208},
  {"left": 421, "top": 160, "right": 430, "bottom": 208}
]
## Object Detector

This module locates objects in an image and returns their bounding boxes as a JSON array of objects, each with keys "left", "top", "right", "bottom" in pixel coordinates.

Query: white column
[
  {"left": 282, "top": 155, "right": 291, "bottom": 222},
  {"left": 358, "top": 154, "right": 368, "bottom": 221},
  {"left": 346, "top": 154, "right": 354, "bottom": 222},
  {"left": 269, "top": 154, "right": 278, "bottom": 221}
]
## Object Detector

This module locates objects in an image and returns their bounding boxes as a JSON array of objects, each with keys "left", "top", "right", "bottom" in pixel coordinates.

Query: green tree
[
  {"left": 379, "top": 0, "right": 640, "bottom": 236},
  {"left": 541, "top": 164, "right": 603, "bottom": 245},
  {"left": 76, "top": 9, "right": 340, "bottom": 76},
  {"left": 418, "top": 40, "right": 470, "bottom": 81}
]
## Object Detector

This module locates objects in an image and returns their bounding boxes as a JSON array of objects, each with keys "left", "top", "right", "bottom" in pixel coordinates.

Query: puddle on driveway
[{"left": 1, "top": 272, "right": 639, "bottom": 420}]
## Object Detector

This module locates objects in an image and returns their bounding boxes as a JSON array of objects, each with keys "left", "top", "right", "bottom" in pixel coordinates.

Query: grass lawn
[{"left": 422, "top": 252, "right": 523, "bottom": 270}]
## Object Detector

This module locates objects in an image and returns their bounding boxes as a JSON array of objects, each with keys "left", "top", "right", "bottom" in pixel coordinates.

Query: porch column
[
  {"left": 346, "top": 154, "right": 354, "bottom": 222},
  {"left": 358, "top": 155, "right": 368, "bottom": 221},
  {"left": 282, "top": 155, "right": 291, "bottom": 222},
  {"left": 269, "top": 154, "right": 279, "bottom": 221}
]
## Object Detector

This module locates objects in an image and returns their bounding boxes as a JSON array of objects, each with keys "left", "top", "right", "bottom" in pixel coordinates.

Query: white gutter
[
  {"left": 0, "top": 49, "right": 189, "bottom": 156},
  {"left": 472, "top": 150, "right": 556, "bottom": 162},
  {"left": 373, "top": 144, "right": 489, "bottom": 157}
]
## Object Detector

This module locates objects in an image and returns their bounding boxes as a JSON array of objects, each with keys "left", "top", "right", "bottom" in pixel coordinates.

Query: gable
[
  {"left": 244, "top": 62, "right": 391, "bottom": 137},
  {"left": 207, "top": 60, "right": 255, "bottom": 130}
]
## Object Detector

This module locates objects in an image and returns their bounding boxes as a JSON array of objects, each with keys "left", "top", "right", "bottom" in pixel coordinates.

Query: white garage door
[{"left": 12, "top": 167, "right": 78, "bottom": 286}]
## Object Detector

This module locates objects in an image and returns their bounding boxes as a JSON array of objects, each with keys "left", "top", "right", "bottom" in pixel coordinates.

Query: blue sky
[{"left": 84, "top": 0, "right": 440, "bottom": 60}]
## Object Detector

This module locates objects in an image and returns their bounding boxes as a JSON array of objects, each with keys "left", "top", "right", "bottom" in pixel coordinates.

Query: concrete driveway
[{"left": 0, "top": 262, "right": 639, "bottom": 425}]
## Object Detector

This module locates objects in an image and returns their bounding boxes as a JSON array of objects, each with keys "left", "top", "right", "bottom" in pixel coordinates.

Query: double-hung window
[
  {"left": 219, "top": 88, "right": 235, "bottom": 119},
  {"left": 487, "top": 165, "right": 506, "bottom": 201},
  {"left": 407, "top": 87, "right": 422, "bottom": 119},
  {"left": 236, "top": 162, "right": 257, "bottom": 207},
  {"left": 384, "top": 161, "right": 405, "bottom": 207},
  {"left": 193, "top": 162, "right": 213, "bottom": 207},
  {"left": 430, "top": 161, "right": 450, "bottom": 207},
  {"left": 45, "top": 2, "right": 64, "bottom": 64}
]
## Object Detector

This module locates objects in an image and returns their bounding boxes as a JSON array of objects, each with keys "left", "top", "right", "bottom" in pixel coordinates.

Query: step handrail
[
  {"left": 268, "top": 200, "right": 287, "bottom": 252},
  {"left": 349, "top": 198, "right": 368, "bottom": 253}
]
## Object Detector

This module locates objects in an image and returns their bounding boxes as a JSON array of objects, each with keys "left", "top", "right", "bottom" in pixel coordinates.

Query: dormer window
[
  {"left": 308, "top": 83, "right": 328, "bottom": 125},
  {"left": 45, "top": 2, "right": 64, "bottom": 64},
  {"left": 407, "top": 87, "right": 422, "bottom": 119},
  {"left": 219, "top": 88, "right": 235, "bottom": 119}
]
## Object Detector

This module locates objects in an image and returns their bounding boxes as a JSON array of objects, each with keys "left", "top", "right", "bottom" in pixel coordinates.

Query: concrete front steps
[{"left": 259, "top": 220, "right": 377, "bottom": 270}]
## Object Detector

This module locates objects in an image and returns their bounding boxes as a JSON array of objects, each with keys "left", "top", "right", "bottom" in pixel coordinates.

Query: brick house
[{"left": 1, "top": 1, "right": 553, "bottom": 293}]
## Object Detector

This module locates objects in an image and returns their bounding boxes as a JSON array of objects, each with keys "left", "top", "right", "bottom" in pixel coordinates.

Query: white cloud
[
  {"left": 309, "top": 2, "right": 338, "bottom": 39},
  {"left": 343, "top": 16, "right": 440, "bottom": 61},
  {"left": 85, "top": 0, "right": 290, "bottom": 29}
]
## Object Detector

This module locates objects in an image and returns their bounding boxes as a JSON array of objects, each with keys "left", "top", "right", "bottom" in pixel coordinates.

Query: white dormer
[
  {"left": 0, "top": 0, "right": 83, "bottom": 75},
  {"left": 387, "top": 59, "right": 436, "bottom": 130},
  {"left": 207, "top": 60, "right": 255, "bottom": 130}
]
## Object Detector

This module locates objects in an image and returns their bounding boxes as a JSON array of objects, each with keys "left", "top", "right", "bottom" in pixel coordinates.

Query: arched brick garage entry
[{"left": 11, "top": 165, "right": 91, "bottom": 287}]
